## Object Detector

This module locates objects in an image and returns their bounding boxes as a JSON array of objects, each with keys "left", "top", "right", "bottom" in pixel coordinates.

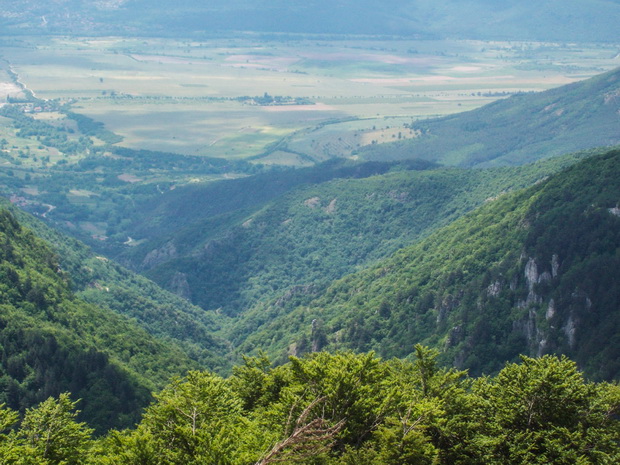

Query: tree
[
  {"left": 17, "top": 393, "right": 93, "bottom": 465},
  {"left": 255, "top": 396, "right": 345, "bottom": 465},
  {"left": 462, "top": 355, "right": 620, "bottom": 465},
  {"left": 129, "top": 371, "right": 266, "bottom": 465},
  {"left": 285, "top": 351, "right": 391, "bottom": 449},
  {"left": 0, "top": 403, "right": 20, "bottom": 464}
]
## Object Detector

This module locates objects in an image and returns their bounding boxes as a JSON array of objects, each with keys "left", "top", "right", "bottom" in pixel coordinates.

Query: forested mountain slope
[
  {"left": 359, "top": 67, "right": 620, "bottom": 167},
  {"left": 2, "top": 199, "right": 232, "bottom": 372},
  {"left": 236, "top": 149, "right": 620, "bottom": 380},
  {"left": 0, "top": 208, "right": 200, "bottom": 432},
  {"left": 122, "top": 153, "right": 590, "bottom": 317},
  {"left": 116, "top": 159, "right": 434, "bottom": 249}
]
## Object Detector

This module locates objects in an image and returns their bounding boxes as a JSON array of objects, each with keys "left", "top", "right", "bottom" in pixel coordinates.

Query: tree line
[{"left": 1, "top": 348, "right": 618, "bottom": 464}]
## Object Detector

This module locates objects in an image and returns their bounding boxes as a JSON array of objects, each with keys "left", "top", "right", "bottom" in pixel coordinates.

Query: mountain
[
  {"left": 358, "top": 67, "right": 620, "bottom": 167},
  {"left": 2, "top": 1, "right": 620, "bottom": 42},
  {"left": 234, "top": 149, "right": 620, "bottom": 381},
  {"left": 114, "top": 153, "right": 589, "bottom": 319},
  {"left": 0, "top": 207, "right": 202, "bottom": 432}
]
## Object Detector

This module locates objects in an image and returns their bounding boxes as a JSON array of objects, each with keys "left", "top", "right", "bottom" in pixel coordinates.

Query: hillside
[
  {"left": 114, "top": 159, "right": 435, "bottom": 249},
  {"left": 3, "top": 199, "right": 232, "bottom": 372},
  {"left": 234, "top": 149, "right": 620, "bottom": 380},
  {"left": 117, "top": 153, "right": 590, "bottom": 318},
  {"left": 0, "top": 208, "right": 200, "bottom": 432},
  {"left": 3, "top": 1, "right": 620, "bottom": 42},
  {"left": 359, "top": 67, "right": 620, "bottom": 167}
]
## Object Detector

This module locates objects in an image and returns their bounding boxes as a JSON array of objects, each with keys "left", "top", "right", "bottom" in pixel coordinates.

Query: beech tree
[
  {"left": 456, "top": 355, "right": 620, "bottom": 465},
  {"left": 4, "top": 351, "right": 620, "bottom": 465},
  {"left": 0, "top": 394, "right": 93, "bottom": 465}
]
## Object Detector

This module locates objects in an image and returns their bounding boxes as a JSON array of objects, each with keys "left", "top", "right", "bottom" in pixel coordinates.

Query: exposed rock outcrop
[
  {"left": 169, "top": 271, "right": 191, "bottom": 300},
  {"left": 142, "top": 241, "right": 177, "bottom": 269}
]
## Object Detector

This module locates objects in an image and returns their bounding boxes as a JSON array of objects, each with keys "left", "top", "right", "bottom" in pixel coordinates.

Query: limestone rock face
[
  {"left": 169, "top": 271, "right": 191, "bottom": 300},
  {"left": 142, "top": 241, "right": 177, "bottom": 269}
]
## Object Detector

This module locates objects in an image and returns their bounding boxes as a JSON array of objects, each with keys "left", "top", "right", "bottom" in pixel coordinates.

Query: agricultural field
[{"left": 1, "top": 35, "right": 618, "bottom": 164}]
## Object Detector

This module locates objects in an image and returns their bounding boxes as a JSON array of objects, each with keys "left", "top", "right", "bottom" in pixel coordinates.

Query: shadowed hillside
[
  {"left": 115, "top": 154, "right": 588, "bottom": 318},
  {"left": 0, "top": 208, "right": 202, "bottom": 432}
]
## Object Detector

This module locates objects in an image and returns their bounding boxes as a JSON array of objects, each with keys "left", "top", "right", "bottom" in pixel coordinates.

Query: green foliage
[
  {"left": 0, "top": 394, "right": 92, "bottom": 465},
  {"left": 2, "top": 197, "right": 231, "bottom": 371},
  {"left": 0, "top": 105, "right": 95, "bottom": 156},
  {"left": 285, "top": 351, "right": 390, "bottom": 448},
  {"left": 0, "top": 208, "right": 197, "bottom": 432},
  {"left": 455, "top": 356, "right": 620, "bottom": 465},
  {"left": 123, "top": 152, "right": 584, "bottom": 326},
  {"left": 64, "top": 112, "right": 123, "bottom": 144},
  {"left": 16, "top": 351, "right": 619, "bottom": 465},
  {"left": 235, "top": 149, "right": 620, "bottom": 381},
  {"left": 18, "top": 393, "right": 93, "bottom": 465},
  {"left": 138, "top": 371, "right": 258, "bottom": 465}
]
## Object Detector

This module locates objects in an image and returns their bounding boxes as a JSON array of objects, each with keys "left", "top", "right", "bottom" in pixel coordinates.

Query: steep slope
[
  {"left": 125, "top": 153, "right": 589, "bottom": 317},
  {"left": 237, "top": 149, "right": 620, "bottom": 380},
  {"left": 4, "top": 199, "right": 232, "bottom": 372},
  {"left": 359, "top": 67, "right": 620, "bottom": 167},
  {"left": 3, "top": 1, "right": 620, "bottom": 42},
  {"left": 0, "top": 208, "right": 198, "bottom": 432}
]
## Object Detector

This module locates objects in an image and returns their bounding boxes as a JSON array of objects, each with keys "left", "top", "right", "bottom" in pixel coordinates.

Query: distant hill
[
  {"left": 0, "top": 208, "right": 200, "bottom": 432},
  {"left": 359, "top": 67, "right": 620, "bottom": 167},
  {"left": 3, "top": 0, "right": 620, "bottom": 42},
  {"left": 236, "top": 149, "right": 620, "bottom": 381}
]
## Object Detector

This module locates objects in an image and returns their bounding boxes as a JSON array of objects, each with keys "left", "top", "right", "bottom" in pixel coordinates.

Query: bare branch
[{"left": 256, "top": 397, "right": 345, "bottom": 465}]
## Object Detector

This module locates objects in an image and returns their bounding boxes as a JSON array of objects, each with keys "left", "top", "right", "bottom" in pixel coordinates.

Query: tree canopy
[{"left": 1, "top": 350, "right": 616, "bottom": 464}]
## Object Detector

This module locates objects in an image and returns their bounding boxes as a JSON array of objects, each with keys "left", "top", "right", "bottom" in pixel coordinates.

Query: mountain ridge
[
  {"left": 117, "top": 153, "right": 592, "bottom": 319},
  {"left": 3, "top": 1, "right": 620, "bottom": 42},
  {"left": 0, "top": 207, "right": 203, "bottom": 432},
  {"left": 0, "top": 197, "right": 232, "bottom": 372}
]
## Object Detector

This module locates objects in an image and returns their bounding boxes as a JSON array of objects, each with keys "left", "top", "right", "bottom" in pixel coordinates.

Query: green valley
[
  {"left": 0, "top": 2, "right": 620, "bottom": 458},
  {"left": 123, "top": 151, "right": 594, "bottom": 319}
]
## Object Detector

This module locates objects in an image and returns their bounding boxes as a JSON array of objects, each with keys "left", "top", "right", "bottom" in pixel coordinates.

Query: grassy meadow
[{"left": 1, "top": 36, "right": 619, "bottom": 164}]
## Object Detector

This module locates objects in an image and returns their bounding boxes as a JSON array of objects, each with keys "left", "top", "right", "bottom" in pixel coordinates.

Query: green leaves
[
  {"left": 19, "top": 394, "right": 93, "bottom": 465},
  {"left": 0, "top": 207, "right": 198, "bottom": 432},
  {"left": 0, "top": 394, "right": 93, "bottom": 465},
  {"left": 239, "top": 149, "right": 620, "bottom": 382},
  {"left": 462, "top": 355, "right": 620, "bottom": 465},
  {"left": 2, "top": 351, "right": 618, "bottom": 465},
  {"left": 130, "top": 371, "right": 267, "bottom": 465}
]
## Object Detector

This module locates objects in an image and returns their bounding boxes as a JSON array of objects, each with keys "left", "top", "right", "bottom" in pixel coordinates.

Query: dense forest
[
  {"left": 1, "top": 3, "right": 620, "bottom": 457},
  {"left": 1, "top": 349, "right": 618, "bottom": 464},
  {"left": 3, "top": 198, "right": 232, "bottom": 372},
  {"left": 128, "top": 152, "right": 591, "bottom": 316},
  {"left": 0, "top": 208, "right": 202, "bottom": 433},
  {"left": 229, "top": 149, "right": 620, "bottom": 380},
  {"left": 2, "top": 147, "right": 620, "bottom": 448}
]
